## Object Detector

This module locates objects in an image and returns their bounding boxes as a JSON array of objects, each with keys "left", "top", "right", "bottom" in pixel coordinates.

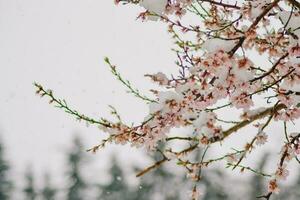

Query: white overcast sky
[
  {"left": 1, "top": 0, "right": 300, "bottom": 193},
  {"left": 0, "top": 0, "right": 179, "bottom": 187}
]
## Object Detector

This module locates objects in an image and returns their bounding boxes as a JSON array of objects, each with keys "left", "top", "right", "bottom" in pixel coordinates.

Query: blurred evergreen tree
[
  {"left": 23, "top": 167, "right": 37, "bottom": 200},
  {"left": 40, "top": 172, "right": 56, "bottom": 200},
  {"left": 97, "top": 151, "right": 182, "bottom": 200},
  {"left": 135, "top": 164, "right": 182, "bottom": 200},
  {"left": 132, "top": 151, "right": 182, "bottom": 200},
  {"left": 249, "top": 153, "right": 269, "bottom": 200},
  {"left": 66, "top": 136, "right": 87, "bottom": 200},
  {"left": 0, "top": 138, "right": 12, "bottom": 200},
  {"left": 201, "top": 169, "right": 229, "bottom": 200},
  {"left": 97, "top": 156, "right": 131, "bottom": 200},
  {"left": 131, "top": 172, "right": 152, "bottom": 200}
]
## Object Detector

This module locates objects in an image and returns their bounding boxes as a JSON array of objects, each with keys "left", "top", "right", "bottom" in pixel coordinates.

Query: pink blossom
[
  {"left": 256, "top": 131, "right": 268, "bottom": 146},
  {"left": 189, "top": 187, "right": 201, "bottom": 200},
  {"left": 268, "top": 179, "right": 280, "bottom": 194},
  {"left": 226, "top": 153, "right": 240, "bottom": 164},
  {"left": 146, "top": 72, "right": 169, "bottom": 86},
  {"left": 275, "top": 164, "right": 289, "bottom": 180}
]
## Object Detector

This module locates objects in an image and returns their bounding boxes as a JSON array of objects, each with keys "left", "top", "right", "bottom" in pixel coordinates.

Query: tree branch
[
  {"left": 287, "top": 0, "right": 300, "bottom": 10},
  {"left": 136, "top": 157, "right": 168, "bottom": 177},
  {"left": 198, "top": 0, "right": 241, "bottom": 9},
  {"left": 228, "top": 0, "right": 280, "bottom": 56},
  {"left": 209, "top": 103, "right": 286, "bottom": 143}
]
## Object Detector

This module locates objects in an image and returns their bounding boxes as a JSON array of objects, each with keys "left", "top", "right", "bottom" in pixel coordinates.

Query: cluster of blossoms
[
  {"left": 36, "top": 0, "right": 300, "bottom": 199},
  {"left": 267, "top": 133, "right": 300, "bottom": 196}
]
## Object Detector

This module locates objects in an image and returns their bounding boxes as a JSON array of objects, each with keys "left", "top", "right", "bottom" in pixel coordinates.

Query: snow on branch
[{"left": 35, "top": 0, "right": 300, "bottom": 199}]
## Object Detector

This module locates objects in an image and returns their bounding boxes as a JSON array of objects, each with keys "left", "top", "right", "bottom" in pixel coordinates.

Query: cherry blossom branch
[
  {"left": 178, "top": 149, "right": 244, "bottom": 169},
  {"left": 216, "top": 117, "right": 240, "bottom": 124},
  {"left": 209, "top": 104, "right": 286, "bottom": 143},
  {"left": 104, "top": 57, "right": 157, "bottom": 103},
  {"left": 287, "top": 0, "right": 300, "bottom": 10},
  {"left": 35, "top": 1, "right": 300, "bottom": 198},
  {"left": 166, "top": 136, "right": 198, "bottom": 141},
  {"left": 136, "top": 144, "right": 199, "bottom": 177},
  {"left": 250, "top": 53, "right": 289, "bottom": 83},
  {"left": 260, "top": 133, "right": 300, "bottom": 199},
  {"left": 136, "top": 157, "right": 169, "bottom": 177},
  {"left": 232, "top": 113, "right": 274, "bottom": 170},
  {"left": 87, "top": 136, "right": 114, "bottom": 153},
  {"left": 227, "top": 163, "right": 272, "bottom": 177},
  {"left": 34, "top": 82, "right": 112, "bottom": 128},
  {"left": 250, "top": 69, "right": 295, "bottom": 96},
  {"left": 228, "top": 0, "right": 280, "bottom": 56},
  {"left": 197, "top": 0, "right": 241, "bottom": 9}
]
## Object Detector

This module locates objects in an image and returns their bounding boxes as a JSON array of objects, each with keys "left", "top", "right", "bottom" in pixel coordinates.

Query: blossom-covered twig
[
  {"left": 198, "top": 0, "right": 241, "bottom": 9},
  {"left": 34, "top": 82, "right": 111, "bottom": 128},
  {"left": 136, "top": 157, "right": 169, "bottom": 177},
  {"left": 227, "top": 163, "right": 272, "bottom": 177},
  {"left": 36, "top": 0, "right": 300, "bottom": 199},
  {"left": 287, "top": 0, "right": 300, "bottom": 10},
  {"left": 208, "top": 104, "right": 286, "bottom": 144},
  {"left": 104, "top": 57, "right": 157, "bottom": 103}
]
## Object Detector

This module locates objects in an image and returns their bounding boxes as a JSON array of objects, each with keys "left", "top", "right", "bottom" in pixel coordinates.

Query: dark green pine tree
[
  {"left": 98, "top": 152, "right": 182, "bottom": 200},
  {"left": 66, "top": 136, "right": 87, "bottom": 200},
  {"left": 0, "top": 138, "right": 12, "bottom": 200},
  {"left": 131, "top": 169, "right": 153, "bottom": 200},
  {"left": 23, "top": 167, "right": 37, "bottom": 200},
  {"left": 132, "top": 151, "right": 182, "bottom": 200},
  {"left": 97, "top": 156, "right": 131, "bottom": 200},
  {"left": 201, "top": 169, "right": 229, "bottom": 200},
  {"left": 137, "top": 164, "right": 182, "bottom": 200},
  {"left": 40, "top": 173, "right": 56, "bottom": 200},
  {"left": 249, "top": 153, "right": 270, "bottom": 200}
]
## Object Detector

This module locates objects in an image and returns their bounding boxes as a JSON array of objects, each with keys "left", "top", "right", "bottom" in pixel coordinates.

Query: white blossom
[
  {"left": 275, "top": 164, "right": 289, "bottom": 180},
  {"left": 255, "top": 131, "right": 268, "bottom": 146}
]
